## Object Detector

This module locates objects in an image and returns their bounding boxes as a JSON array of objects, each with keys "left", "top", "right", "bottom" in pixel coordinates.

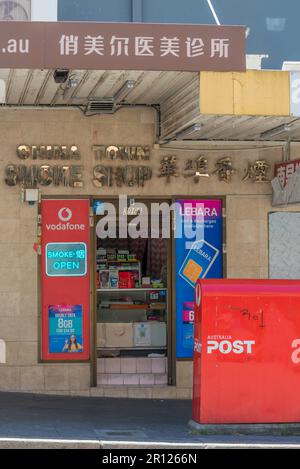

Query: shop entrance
[{"left": 93, "top": 197, "right": 172, "bottom": 387}]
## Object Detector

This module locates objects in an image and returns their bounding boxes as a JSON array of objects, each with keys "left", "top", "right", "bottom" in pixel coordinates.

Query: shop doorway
[{"left": 93, "top": 197, "right": 172, "bottom": 387}]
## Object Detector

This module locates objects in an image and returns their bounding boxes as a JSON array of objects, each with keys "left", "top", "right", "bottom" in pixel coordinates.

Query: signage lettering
[
  {"left": 207, "top": 339, "right": 255, "bottom": 355},
  {"left": 93, "top": 145, "right": 150, "bottom": 161},
  {"left": 5, "top": 164, "right": 84, "bottom": 187},
  {"left": 0, "top": 22, "right": 246, "bottom": 72},
  {"left": 274, "top": 158, "right": 300, "bottom": 187},
  {"left": 93, "top": 165, "right": 152, "bottom": 188},
  {"left": 17, "top": 145, "right": 80, "bottom": 160},
  {"left": 46, "top": 242, "right": 87, "bottom": 277}
]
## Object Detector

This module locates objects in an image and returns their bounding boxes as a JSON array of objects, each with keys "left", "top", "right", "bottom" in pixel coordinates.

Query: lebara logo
[{"left": 58, "top": 207, "right": 72, "bottom": 222}]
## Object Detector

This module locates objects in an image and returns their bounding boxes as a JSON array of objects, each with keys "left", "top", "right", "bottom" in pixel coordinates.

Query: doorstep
[
  {"left": 92, "top": 385, "right": 192, "bottom": 400},
  {"left": 97, "top": 373, "right": 168, "bottom": 386}
]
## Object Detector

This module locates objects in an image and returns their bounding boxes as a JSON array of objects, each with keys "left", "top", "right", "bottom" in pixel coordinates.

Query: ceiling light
[
  {"left": 114, "top": 80, "right": 137, "bottom": 103},
  {"left": 260, "top": 124, "right": 291, "bottom": 139},
  {"left": 175, "top": 124, "right": 202, "bottom": 140}
]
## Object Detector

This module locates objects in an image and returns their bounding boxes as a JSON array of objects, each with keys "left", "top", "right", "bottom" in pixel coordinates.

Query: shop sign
[
  {"left": 41, "top": 199, "right": 90, "bottom": 361},
  {"left": 0, "top": 22, "right": 246, "bottom": 72},
  {"left": 93, "top": 145, "right": 150, "bottom": 161},
  {"left": 46, "top": 242, "right": 87, "bottom": 277},
  {"left": 93, "top": 165, "right": 152, "bottom": 188},
  {"left": 49, "top": 305, "right": 83, "bottom": 354},
  {"left": 274, "top": 158, "right": 300, "bottom": 187},
  {"left": 5, "top": 144, "right": 83, "bottom": 188},
  {"left": 5, "top": 144, "right": 152, "bottom": 188},
  {"left": 175, "top": 199, "right": 223, "bottom": 358}
]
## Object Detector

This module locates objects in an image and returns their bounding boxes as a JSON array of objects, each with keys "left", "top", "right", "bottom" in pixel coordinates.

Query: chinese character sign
[
  {"left": 274, "top": 159, "right": 300, "bottom": 187},
  {"left": 0, "top": 22, "right": 246, "bottom": 71}
]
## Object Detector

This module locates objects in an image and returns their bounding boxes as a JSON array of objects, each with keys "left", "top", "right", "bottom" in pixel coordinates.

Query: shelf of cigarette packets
[{"left": 96, "top": 249, "right": 167, "bottom": 351}]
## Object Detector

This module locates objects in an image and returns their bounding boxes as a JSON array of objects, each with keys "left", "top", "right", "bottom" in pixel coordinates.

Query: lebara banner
[
  {"left": 41, "top": 199, "right": 90, "bottom": 361},
  {"left": 175, "top": 199, "right": 223, "bottom": 358},
  {"left": 49, "top": 305, "right": 83, "bottom": 354}
]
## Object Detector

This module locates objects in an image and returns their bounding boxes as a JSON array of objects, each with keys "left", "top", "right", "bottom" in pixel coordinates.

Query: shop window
[{"left": 95, "top": 202, "right": 169, "bottom": 387}]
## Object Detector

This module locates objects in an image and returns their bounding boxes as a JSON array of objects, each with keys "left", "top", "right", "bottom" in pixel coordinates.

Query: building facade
[{"left": 0, "top": 17, "right": 298, "bottom": 398}]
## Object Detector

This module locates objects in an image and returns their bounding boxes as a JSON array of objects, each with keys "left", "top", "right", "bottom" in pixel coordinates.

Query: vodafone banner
[{"left": 41, "top": 199, "right": 91, "bottom": 361}]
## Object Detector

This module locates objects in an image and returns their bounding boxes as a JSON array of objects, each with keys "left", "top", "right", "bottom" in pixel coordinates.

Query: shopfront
[
  {"left": 0, "top": 102, "right": 297, "bottom": 399},
  {"left": 38, "top": 184, "right": 225, "bottom": 392},
  {"left": 0, "top": 20, "right": 299, "bottom": 398}
]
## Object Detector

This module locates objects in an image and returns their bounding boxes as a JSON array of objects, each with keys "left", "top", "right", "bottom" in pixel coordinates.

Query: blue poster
[
  {"left": 49, "top": 305, "right": 83, "bottom": 354},
  {"left": 175, "top": 199, "right": 223, "bottom": 358}
]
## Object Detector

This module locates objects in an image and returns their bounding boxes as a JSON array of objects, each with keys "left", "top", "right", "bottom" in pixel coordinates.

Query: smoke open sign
[{"left": 46, "top": 242, "right": 87, "bottom": 277}]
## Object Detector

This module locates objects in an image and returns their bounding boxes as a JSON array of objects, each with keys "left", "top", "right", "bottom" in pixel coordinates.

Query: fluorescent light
[
  {"left": 114, "top": 80, "right": 137, "bottom": 103},
  {"left": 260, "top": 124, "right": 291, "bottom": 139},
  {"left": 175, "top": 124, "right": 202, "bottom": 140}
]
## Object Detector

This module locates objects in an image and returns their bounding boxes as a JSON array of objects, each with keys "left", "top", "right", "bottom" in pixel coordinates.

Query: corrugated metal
[
  {"left": 1, "top": 68, "right": 300, "bottom": 142},
  {"left": 160, "top": 75, "right": 200, "bottom": 138}
]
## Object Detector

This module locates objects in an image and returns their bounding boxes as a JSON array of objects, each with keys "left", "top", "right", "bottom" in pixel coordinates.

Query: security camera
[{"left": 53, "top": 69, "right": 69, "bottom": 84}]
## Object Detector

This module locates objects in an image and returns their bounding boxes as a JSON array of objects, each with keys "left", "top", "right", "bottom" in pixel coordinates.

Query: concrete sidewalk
[{"left": 0, "top": 391, "right": 299, "bottom": 448}]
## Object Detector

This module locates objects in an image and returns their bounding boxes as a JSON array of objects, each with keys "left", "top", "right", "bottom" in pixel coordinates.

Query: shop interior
[{"left": 95, "top": 199, "right": 171, "bottom": 386}]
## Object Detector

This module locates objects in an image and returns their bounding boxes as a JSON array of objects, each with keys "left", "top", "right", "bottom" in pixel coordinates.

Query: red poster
[{"left": 41, "top": 199, "right": 91, "bottom": 361}]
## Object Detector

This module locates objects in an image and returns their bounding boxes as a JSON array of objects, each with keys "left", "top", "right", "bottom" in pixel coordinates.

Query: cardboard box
[
  {"left": 105, "top": 323, "right": 134, "bottom": 348},
  {"left": 96, "top": 323, "right": 106, "bottom": 348},
  {"left": 134, "top": 322, "right": 167, "bottom": 347}
]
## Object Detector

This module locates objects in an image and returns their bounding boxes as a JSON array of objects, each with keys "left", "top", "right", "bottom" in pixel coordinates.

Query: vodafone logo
[
  {"left": 45, "top": 206, "right": 85, "bottom": 231},
  {"left": 58, "top": 207, "right": 72, "bottom": 222}
]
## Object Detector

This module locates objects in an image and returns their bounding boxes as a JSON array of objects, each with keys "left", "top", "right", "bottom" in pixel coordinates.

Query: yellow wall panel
[{"left": 200, "top": 70, "right": 290, "bottom": 116}]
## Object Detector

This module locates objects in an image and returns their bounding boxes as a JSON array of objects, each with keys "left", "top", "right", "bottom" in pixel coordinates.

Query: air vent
[{"left": 85, "top": 98, "right": 116, "bottom": 115}]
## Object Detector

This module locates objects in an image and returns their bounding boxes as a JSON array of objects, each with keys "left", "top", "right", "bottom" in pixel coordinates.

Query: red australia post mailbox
[{"left": 192, "top": 279, "right": 300, "bottom": 424}]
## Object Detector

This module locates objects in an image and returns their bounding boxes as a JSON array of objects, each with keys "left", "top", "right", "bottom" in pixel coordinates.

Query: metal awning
[
  {"left": 0, "top": 68, "right": 195, "bottom": 106},
  {"left": 1, "top": 68, "right": 300, "bottom": 143}
]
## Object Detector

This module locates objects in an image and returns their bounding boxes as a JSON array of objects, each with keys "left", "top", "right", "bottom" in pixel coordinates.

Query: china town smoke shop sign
[
  {"left": 4, "top": 144, "right": 152, "bottom": 188},
  {"left": 0, "top": 22, "right": 245, "bottom": 72}
]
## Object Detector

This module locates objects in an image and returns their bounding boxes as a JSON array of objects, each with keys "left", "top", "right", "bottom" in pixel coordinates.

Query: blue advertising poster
[
  {"left": 49, "top": 305, "right": 83, "bottom": 354},
  {"left": 175, "top": 199, "right": 223, "bottom": 358}
]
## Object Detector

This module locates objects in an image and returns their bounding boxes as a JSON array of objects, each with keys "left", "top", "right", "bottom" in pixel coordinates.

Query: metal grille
[
  {"left": 0, "top": 1, "right": 31, "bottom": 21},
  {"left": 85, "top": 98, "right": 116, "bottom": 115}
]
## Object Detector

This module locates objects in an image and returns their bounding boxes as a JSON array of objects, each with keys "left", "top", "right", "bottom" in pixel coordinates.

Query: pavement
[{"left": 0, "top": 391, "right": 299, "bottom": 448}]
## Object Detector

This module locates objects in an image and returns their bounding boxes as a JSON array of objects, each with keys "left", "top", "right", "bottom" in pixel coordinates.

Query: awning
[{"left": 0, "top": 68, "right": 299, "bottom": 143}]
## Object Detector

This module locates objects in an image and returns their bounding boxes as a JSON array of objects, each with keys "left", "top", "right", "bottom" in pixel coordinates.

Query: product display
[
  {"left": 97, "top": 249, "right": 141, "bottom": 289},
  {"left": 96, "top": 228, "right": 168, "bottom": 379},
  {"left": 133, "top": 322, "right": 167, "bottom": 347}
]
